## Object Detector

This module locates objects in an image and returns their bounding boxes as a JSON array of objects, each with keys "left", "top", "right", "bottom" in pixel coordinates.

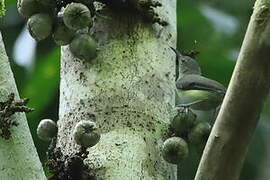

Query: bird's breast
[{"left": 177, "top": 89, "right": 223, "bottom": 110}]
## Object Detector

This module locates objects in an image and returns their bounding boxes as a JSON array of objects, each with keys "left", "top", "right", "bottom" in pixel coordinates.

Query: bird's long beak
[
  {"left": 170, "top": 46, "right": 178, "bottom": 55},
  {"left": 170, "top": 47, "right": 183, "bottom": 58}
]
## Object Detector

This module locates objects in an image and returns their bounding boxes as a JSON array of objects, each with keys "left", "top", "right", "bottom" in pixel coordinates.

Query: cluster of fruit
[
  {"left": 17, "top": 0, "right": 167, "bottom": 61},
  {"left": 162, "top": 108, "right": 212, "bottom": 164},
  {"left": 37, "top": 119, "right": 99, "bottom": 179},
  {"left": 17, "top": 0, "right": 97, "bottom": 61},
  {"left": 37, "top": 119, "right": 100, "bottom": 149}
]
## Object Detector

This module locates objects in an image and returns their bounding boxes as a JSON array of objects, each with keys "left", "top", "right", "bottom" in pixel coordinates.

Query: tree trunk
[
  {"left": 57, "top": 1, "right": 177, "bottom": 179},
  {"left": 0, "top": 32, "right": 46, "bottom": 179}
]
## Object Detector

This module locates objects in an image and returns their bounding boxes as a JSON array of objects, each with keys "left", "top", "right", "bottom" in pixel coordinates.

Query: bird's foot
[{"left": 175, "top": 104, "right": 191, "bottom": 114}]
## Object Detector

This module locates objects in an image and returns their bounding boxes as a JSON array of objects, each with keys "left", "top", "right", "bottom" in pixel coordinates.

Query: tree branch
[
  {"left": 195, "top": 1, "right": 270, "bottom": 179},
  {"left": 0, "top": 32, "right": 46, "bottom": 179}
]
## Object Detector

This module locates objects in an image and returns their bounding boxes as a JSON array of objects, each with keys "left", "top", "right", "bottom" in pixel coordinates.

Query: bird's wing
[{"left": 176, "top": 74, "right": 226, "bottom": 94}]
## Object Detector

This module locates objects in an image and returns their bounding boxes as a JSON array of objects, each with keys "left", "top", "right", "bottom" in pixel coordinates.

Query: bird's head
[{"left": 170, "top": 47, "right": 201, "bottom": 78}]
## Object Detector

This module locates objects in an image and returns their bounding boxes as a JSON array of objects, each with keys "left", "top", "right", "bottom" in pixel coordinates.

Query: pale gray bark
[
  {"left": 0, "top": 32, "right": 46, "bottom": 179},
  {"left": 58, "top": 1, "right": 177, "bottom": 179},
  {"left": 195, "top": 0, "right": 270, "bottom": 180}
]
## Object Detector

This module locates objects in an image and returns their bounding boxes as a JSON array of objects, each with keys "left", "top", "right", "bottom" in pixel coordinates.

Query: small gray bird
[{"left": 171, "top": 47, "right": 226, "bottom": 111}]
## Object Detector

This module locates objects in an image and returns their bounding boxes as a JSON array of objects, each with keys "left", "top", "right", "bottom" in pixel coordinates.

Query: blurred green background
[{"left": 1, "top": 0, "right": 270, "bottom": 179}]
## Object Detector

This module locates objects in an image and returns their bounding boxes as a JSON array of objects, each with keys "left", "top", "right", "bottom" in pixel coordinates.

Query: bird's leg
[
  {"left": 175, "top": 103, "right": 194, "bottom": 121},
  {"left": 175, "top": 106, "right": 188, "bottom": 113}
]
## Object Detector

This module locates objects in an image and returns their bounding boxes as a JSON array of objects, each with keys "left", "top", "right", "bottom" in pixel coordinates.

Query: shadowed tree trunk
[{"left": 195, "top": 0, "right": 270, "bottom": 179}]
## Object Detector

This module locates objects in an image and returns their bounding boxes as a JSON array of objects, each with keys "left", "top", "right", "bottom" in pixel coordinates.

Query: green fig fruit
[
  {"left": 27, "top": 13, "right": 53, "bottom": 41},
  {"left": 63, "top": 3, "right": 92, "bottom": 30},
  {"left": 37, "top": 119, "right": 58, "bottom": 141},
  {"left": 171, "top": 107, "right": 197, "bottom": 135},
  {"left": 73, "top": 0, "right": 95, "bottom": 15},
  {"left": 53, "top": 22, "right": 75, "bottom": 46},
  {"left": 73, "top": 121, "right": 100, "bottom": 148},
  {"left": 162, "top": 137, "right": 189, "bottom": 164},
  {"left": 69, "top": 33, "right": 97, "bottom": 61},
  {"left": 17, "top": 0, "right": 40, "bottom": 17},
  {"left": 188, "top": 121, "right": 211, "bottom": 145}
]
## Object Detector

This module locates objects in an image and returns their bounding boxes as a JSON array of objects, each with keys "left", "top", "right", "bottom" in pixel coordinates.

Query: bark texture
[
  {"left": 58, "top": 1, "right": 177, "bottom": 179},
  {"left": 195, "top": 1, "right": 270, "bottom": 180},
  {"left": 0, "top": 33, "right": 46, "bottom": 179}
]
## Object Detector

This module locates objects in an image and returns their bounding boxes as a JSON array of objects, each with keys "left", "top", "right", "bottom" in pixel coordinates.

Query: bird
[{"left": 171, "top": 47, "right": 226, "bottom": 111}]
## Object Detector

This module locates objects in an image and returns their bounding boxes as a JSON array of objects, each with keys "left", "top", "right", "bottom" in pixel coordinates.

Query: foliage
[{"left": 0, "top": 0, "right": 5, "bottom": 17}]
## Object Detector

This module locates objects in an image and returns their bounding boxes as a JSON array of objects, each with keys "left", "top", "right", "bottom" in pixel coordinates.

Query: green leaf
[{"left": 0, "top": 0, "right": 5, "bottom": 17}]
